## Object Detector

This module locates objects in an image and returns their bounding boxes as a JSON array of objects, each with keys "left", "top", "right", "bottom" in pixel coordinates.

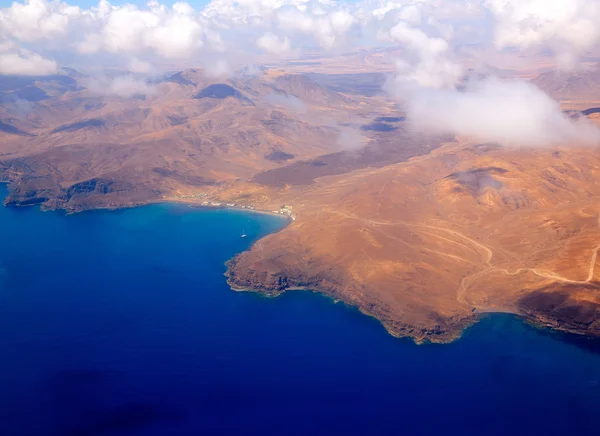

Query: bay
[{"left": 0, "top": 186, "right": 599, "bottom": 435}]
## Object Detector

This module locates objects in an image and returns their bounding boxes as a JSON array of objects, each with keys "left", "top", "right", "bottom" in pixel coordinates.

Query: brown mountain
[
  {"left": 532, "top": 66, "right": 600, "bottom": 103},
  {"left": 3, "top": 64, "right": 600, "bottom": 344},
  {"left": 0, "top": 68, "right": 387, "bottom": 210},
  {"left": 223, "top": 141, "right": 600, "bottom": 343}
]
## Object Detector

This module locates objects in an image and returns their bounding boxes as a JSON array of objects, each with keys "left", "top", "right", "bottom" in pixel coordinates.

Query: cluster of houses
[
  {"left": 172, "top": 192, "right": 208, "bottom": 199},
  {"left": 275, "top": 205, "right": 295, "bottom": 220},
  {"left": 168, "top": 193, "right": 296, "bottom": 221},
  {"left": 200, "top": 200, "right": 255, "bottom": 211}
]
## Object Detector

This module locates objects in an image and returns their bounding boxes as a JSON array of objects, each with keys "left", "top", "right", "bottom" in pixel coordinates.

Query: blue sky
[
  {"left": 0, "top": 0, "right": 211, "bottom": 8},
  {"left": 1, "top": 0, "right": 359, "bottom": 9}
]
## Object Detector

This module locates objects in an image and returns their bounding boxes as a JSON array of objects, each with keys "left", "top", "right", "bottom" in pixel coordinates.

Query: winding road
[
  {"left": 456, "top": 244, "right": 600, "bottom": 306},
  {"left": 325, "top": 207, "right": 600, "bottom": 307}
]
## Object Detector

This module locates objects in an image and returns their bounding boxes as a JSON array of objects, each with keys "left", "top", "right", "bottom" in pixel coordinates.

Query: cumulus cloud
[
  {"left": 0, "top": 0, "right": 596, "bottom": 149},
  {"left": 371, "top": 0, "right": 466, "bottom": 91},
  {"left": 275, "top": 6, "right": 356, "bottom": 50},
  {"left": 257, "top": 32, "right": 291, "bottom": 54},
  {"left": 405, "top": 77, "right": 600, "bottom": 146},
  {"left": 485, "top": 0, "right": 600, "bottom": 68},
  {"left": 0, "top": 50, "right": 58, "bottom": 75},
  {"left": 0, "top": 0, "right": 598, "bottom": 96},
  {"left": 387, "top": 22, "right": 462, "bottom": 89},
  {"left": 370, "top": 0, "right": 600, "bottom": 147},
  {"left": 0, "top": 0, "right": 79, "bottom": 42},
  {"left": 0, "top": 0, "right": 371, "bottom": 73},
  {"left": 76, "top": 1, "right": 205, "bottom": 58},
  {"left": 2, "top": 0, "right": 596, "bottom": 71}
]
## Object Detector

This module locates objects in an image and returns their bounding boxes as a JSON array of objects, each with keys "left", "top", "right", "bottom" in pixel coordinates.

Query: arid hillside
[
  {"left": 224, "top": 141, "right": 600, "bottom": 342},
  {"left": 2, "top": 61, "right": 600, "bottom": 343},
  {"left": 0, "top": 67, "right": 406, "bottom": 210}
]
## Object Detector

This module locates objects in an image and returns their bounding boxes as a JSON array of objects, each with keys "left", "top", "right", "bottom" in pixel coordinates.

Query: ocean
[{"left": 0, "top": 186, "right": 600, "bottom": 435}]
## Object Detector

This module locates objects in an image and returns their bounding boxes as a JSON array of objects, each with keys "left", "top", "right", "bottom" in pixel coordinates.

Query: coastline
[
  {"left": 224, "top": 257, "right": 479, "bottom": 345},
  {"left": 226, "top": 270, "right": 600, "bottom": 345},
  {"left": 0, "top": 179, "right": 294, "bottom": 222},
  {"left": 2, "top": 184, "right": 598, "bottom": 345},
  {"left": 154, "top": 197, "right": 293, "bottom": 222},
  {"left": 1, "top": 191, "right": 293, "bottom": 224}
]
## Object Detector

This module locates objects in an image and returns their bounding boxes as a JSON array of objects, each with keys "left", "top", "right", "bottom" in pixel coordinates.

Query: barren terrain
[
  {"left": 2, "top": 56, "right": 600, "bottom": 342},
  {"left": 223, "top": 140, "right": 600, "bottom": 342}
]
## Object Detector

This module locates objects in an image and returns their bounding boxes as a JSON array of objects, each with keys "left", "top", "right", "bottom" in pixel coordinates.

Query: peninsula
[{"left": 2, "top": 56, "right": 600, "bottom": 343}]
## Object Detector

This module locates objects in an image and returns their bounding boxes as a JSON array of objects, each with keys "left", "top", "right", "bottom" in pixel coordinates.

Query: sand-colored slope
[
  {"left": 225, "top": 141, "right": 600, "bottom": 342},
  {"left": 4, "top": 61, "right": 600, "bottom": 342},
  {"left": 1, "top": 69, "right": 393, "bottom": 210}
]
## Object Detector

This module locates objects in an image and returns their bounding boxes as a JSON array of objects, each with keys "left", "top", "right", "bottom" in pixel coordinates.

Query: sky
[
  {"left": 0, "top": 0, "right": 488, "bottom": 75},
  {"left": 1, "top": 0, "right": 600, "bottom": 146},
  {"left": 0, "top": 0, "right": 208, "bottom": 7},
  {"left": 3, "top": 0, "right": 599, "bottom": 76},
  {"left": 0, "top": 0, "right": 360, "bottom": 9}
]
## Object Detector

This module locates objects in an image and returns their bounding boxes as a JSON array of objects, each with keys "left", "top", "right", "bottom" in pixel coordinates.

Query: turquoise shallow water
[{"left": 1, "top": 185, "right": 600, "bottom": 435}]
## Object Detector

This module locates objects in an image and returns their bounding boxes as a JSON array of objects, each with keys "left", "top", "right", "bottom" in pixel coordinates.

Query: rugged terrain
[
  {"left": 2, "top": 60, "right": 600, "bottom": 342},
  {"left": 0, "top": 68, "right": 377, "bottom": 210},
  {"left": 222, "top": 141, "right": 600, "bottom": 342}
]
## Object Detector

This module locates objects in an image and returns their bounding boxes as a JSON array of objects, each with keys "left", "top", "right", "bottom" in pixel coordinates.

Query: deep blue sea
[{"left": 1, "top": 186, "right": 600, "bottom": 435}]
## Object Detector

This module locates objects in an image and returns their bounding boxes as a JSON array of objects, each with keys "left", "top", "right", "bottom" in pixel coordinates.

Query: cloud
[
  {"left": 128, "top": 58, "right": 152, "bottom": 74},
  {"left": 336, "top": 125, "right": 366, "bottom": 150},
  {"left": 485, "top": 0, "right": 600, "bottom": 68},
  {"left": 257, "top": 32, "right": 291, "bottom": 54},
  {"left": 0, "top": 0, "right": 599, "bottom": 81},
  {"left": 274, "top": 6, "right": 356, "bottom": 50},
  {"left": 76, "top": 1, "right": 205, "bottom": 58},
  {"left": 372, "top": 1, "right": 466, "bottom": 90},
  {"left": 85, "top": 75, "right": 156, "bottom": 97},
  {"left": 405, "top": 77, "right": 600, "bottom": 146},
  {"left": 204, "top": 58, "right": 232, "bottom": 77},
  {"left": 0, "top": 0, "right": 79, "bottom": 42},
  {"left": 1, "top": 0, "right": 596, "bottom": 149},
  {"left": 0, "top": 0, "right": 494, "bottom": 76},
  {"left": 0, "top": 0, "right": 365, "bottom": 73},
  {"left": 264, "top": 93, "right": 307, "bottom": 112},
  {"left": 375, "top": 0, "right": 600, "bottom": 147},
  {"left": 387, "top": 22, "right": 462, "bottom": 89},
  {"left": 0, "top": 50, "right": 58, "bottom": 75},
  {"left": 4, "top": 96, "right": 35, "bottom": 116}
]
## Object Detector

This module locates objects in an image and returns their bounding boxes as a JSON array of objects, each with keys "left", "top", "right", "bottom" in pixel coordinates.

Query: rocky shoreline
[
  {"left": 3, "top": 180, "right": 599, "bottom": 345},
  {"left": 226, "top": 255, "right": 600, "bottom": 344},
  {"left": 225, "top": 254, "right": 479, "bottom": 344}
]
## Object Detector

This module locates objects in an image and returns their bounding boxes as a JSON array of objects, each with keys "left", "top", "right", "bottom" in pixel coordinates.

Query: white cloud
[
  {"left": 0, "top": 0, "right": 80, "bottom": 42},
  {"left": 257, "top": 32, "right": 291, "bottom": 54},
  {"left": 85, "top": 75, "right": 156, "bottom": 97},
  {"left": 485, "top": 0, "right": 600, "bottom": 67},
  {"left": 0, "top": 39, "right": 16, "bottom": 52},
  {"left": 204, "top": 58, "right": 232, "bottom": 77},
  {"left": 0, "top": 50, "right": 58, "bottom": 75},
  {"left": 204, "top": 0, "right": 358, "bottom": 51},
  {"left": 274, "top": 6, "right": 356, "bottom": 49},
  {"left": 405, "top": 77, "right": 600, "bottom": 146},
  {"left": 0, "top": 0, "right": 599, "bottom": 79},
  {"left": 77, "top": 1, "right": 205, "bottom": 58},
  {"left": 264, "top": 93, "right": 307, "bottom": 112},
  {"left": 0, "top": 0, "right": 597, "bottom": 150},
  {"left": 0, "top": 0, "right": 489, "bottom": 71},
  {"left": 128, "top": 57, "right": 152, "bottom": 74},
  {"left": 387, "top": 22, "right": 463, "bottom": 89}
]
